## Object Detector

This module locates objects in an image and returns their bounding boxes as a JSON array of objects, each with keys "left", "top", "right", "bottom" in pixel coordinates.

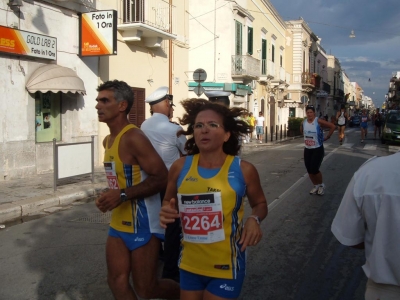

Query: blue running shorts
[
  {"left": 108, "top": 227, "right": 164, "bottom": 251},
  {"left": 180, "top": 269, "right": 245, "bottom": 299}
]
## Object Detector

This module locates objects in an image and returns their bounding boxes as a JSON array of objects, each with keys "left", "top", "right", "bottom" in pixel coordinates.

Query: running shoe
[
  {"left": 309, "top": 186, "right": 318, "bottom": 194},
  {"left": 317, "top": 185, "right": 325, "bottom": 195}
]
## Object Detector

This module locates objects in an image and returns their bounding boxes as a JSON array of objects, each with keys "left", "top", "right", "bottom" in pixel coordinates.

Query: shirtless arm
[
  {"left": 96, "top": 129, "right": 168, "bottom": 213},
  {"left": 239, "top": 160, "right": 268, "bottom": 251},
  {"left": 159, "top": 157, "right": 185, "bottom": 228},
  {"left": 318, "top": 118, "right": 336, "bottom": 141}
]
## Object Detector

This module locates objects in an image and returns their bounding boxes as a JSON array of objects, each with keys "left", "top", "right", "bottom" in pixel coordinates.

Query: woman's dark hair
[{"left": 178, "top": 98, "right": 249, "bottom": 156}]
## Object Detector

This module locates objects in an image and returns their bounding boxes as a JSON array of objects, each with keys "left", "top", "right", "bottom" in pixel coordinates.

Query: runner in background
[
  {"left": 300, "top": 105, "right": 336, "bottom": 196},
  {"left": 335, "top": 104, "right": 349, "bottom": 145}
]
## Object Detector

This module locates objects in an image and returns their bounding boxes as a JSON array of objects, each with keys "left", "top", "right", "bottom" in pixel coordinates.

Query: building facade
[{"left": 0, "top": 0, "right": 98, "bottom": 180}]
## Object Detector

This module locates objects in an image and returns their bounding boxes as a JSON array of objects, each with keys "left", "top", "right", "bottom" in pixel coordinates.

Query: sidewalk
[
  {"left": 0, "top": 168, "right": 107, "bottom": 224},
  {"left": 0, "top": 134, "right": 302, "bottom": 225}
]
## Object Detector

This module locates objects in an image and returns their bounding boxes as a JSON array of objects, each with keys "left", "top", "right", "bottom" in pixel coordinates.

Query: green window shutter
[
  {"left": 235, "top": 21, "right": 242, "bottom": 55},
  {"left": 262, "top": 39, "right": 267, "bottom": 59},
  {"left": 247, "top": 27, "right": 253, "bottom": 55},
  {"left": 261, "top": 39, "right": 267, "bottom": 74},
  {"left": 272, "top": 44, "right": 275, "bottom": 62}
]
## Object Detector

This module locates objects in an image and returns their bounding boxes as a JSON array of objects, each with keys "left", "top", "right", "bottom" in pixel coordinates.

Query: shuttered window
[
  {"left": 247, "top": 27, "right": 253, "bottom": 55},
  {"left": 128, "top": 87, "right": 145, "bottom": 127},
  {"left": 261, "top": 39, "right": 267, "bottom": 75},
  {"left": 123, "top": 0, "right": 143, "bottom": 23},
  {"left": 272, "top": 44, "right": 275, "bottom": 62},
  {"left": 235, "top": 21, "right": 242, "bottom": 55}
]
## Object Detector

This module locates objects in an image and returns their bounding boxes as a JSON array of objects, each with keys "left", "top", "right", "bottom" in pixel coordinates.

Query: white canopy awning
[{"left": 26, "top": 65, "right": 86, "bottom": 95}]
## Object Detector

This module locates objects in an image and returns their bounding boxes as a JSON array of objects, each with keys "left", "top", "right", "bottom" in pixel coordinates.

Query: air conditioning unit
[{"left": 285, "top": 92, "right": 292, "bottom": 100}]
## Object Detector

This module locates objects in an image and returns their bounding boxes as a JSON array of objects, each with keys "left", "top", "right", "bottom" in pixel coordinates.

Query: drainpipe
[{"left": 169, "top": 0, "right": 173, "bottom": 94}]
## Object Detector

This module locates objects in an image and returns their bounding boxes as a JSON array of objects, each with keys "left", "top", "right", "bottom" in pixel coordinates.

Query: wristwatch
[
  {"left": 120, "top": 189, "right": 127, "bottom": 202},
  {"left": 248, "top": 215, "right": 261, "bottom": 225}
]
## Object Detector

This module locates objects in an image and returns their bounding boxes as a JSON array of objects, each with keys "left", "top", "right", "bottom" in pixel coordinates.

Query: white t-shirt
[
  {"left": 256, "top": 116, "right": 264, "bottom": 127},
  {"left": 331, "top": 152, "right": 400, "bottom": 286},
  {"left": 141, "top": 113, "right": 187, "bottom": 170}
]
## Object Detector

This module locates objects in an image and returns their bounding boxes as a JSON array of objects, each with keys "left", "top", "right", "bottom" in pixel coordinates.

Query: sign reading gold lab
[
  {"left": 79, "top": 10, "right": 117, "bottom": 56},
  {"left": 0, "top": 25, "right": 57, "bottom": 60}
]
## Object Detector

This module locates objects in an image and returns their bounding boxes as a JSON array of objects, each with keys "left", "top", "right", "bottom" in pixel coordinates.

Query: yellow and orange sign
[
  {"left": 0, "top": 26, "right": 57, "bottom": 60},
  {"left": 80, "top": 11, "right": 117, "bottom": 56}
]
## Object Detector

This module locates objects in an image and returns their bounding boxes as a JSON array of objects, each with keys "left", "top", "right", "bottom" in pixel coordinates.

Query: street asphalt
[{"left": 0, "top": 135, "right": 301, "bottom": 225}]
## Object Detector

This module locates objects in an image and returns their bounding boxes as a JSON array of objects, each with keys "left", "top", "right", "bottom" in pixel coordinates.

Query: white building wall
[{"left": 0, "top": 0, "right": 99, "bottom": 179}]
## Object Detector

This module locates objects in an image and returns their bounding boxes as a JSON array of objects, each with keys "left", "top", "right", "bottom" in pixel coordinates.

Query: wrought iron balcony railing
[{"left": 121, "top": 0, "right": 176, "bottom": 35}]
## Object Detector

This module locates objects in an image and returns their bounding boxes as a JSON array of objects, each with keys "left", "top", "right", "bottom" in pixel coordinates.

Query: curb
[{"left": 0, "top": 182, "right": 106, "bottom": 224}]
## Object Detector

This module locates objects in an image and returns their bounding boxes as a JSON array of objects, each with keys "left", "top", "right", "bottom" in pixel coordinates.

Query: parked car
[
  {"left": 381, "top": 110, "right": 400, "bottom": 144},
  {"left": 349, "top": 115, "right": 361, "bottom": 127}
]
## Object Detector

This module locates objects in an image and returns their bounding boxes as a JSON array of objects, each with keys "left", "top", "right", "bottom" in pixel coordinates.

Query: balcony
[
  {"left": 117, "top": 0, "right": 177, "bottom": 47},
  {"left": 259, "top": 59, "right": 274, "bottom": 83},
  {"left": 231, "top": 55, "right": 260, "bottom": 81},
  {"left": 301, "top": 72, "right": 318, "bottom": 91}
]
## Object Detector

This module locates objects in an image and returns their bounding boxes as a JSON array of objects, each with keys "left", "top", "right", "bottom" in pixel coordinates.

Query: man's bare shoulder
[{"left": 120, "top": 127, "right": 154, "bottom": 150}]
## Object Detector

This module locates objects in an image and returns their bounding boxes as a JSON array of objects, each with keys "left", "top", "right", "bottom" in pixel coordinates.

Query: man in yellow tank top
[{"left": 95, "top": 80, "right": 179, "bottom": 299}]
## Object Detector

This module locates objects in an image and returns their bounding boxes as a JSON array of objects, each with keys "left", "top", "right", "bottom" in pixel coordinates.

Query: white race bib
[{"left": 178, "top": 192, "right": 225, "bottom": 244}]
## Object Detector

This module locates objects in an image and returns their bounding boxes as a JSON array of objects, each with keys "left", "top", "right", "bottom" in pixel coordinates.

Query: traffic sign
[
  {"left": 193, "top": 84, "right": 205, "bottom": 97},
  {"left": 193, "top": 68, "right": 207, "bottom": 83}
]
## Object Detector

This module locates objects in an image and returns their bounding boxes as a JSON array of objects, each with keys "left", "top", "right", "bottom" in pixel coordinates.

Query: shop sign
[
  {"left": 79, "top": 10, "right": 117, "bottom": 56},
  {"left": 0, "top": 25, "right": 57, "bottom": 60}
]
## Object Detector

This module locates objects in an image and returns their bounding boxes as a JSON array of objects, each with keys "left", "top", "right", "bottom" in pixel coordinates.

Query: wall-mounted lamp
[
  {"left": 8, "top": 0, "right": 23, "bottom": 11},
  {"left": 147, "top": 79, "right": 153, "bottom": 84}
]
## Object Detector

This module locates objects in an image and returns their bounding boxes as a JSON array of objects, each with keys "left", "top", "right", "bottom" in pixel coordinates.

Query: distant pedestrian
[
  {"left": 141, "top": 86, "right": 187, "bottom": 283},
  {"left": 300, "top": 105, "right": 336, "bottom": 195},
  {"left": 373, "top": 108, "right": 382, "bottom": 139},
  {"left": 360, "top": 109, "right": 369, "bottom": 143},
  {"left": 336, "top": 104, "right": 349, "bottom": 145},
  {"left": 248, "top": 112, "right": 256, "bottom": 142},
  {"left": 332, "top": 151, "right": 400, "bottom": 300},
  {"left": 256, "top": 111, "right": 265, "bottom": 143}
]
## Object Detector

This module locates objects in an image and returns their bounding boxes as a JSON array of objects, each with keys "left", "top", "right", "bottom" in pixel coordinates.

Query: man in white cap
[{"left": 141, "top": 86, "right": 187, "bottom": 283}]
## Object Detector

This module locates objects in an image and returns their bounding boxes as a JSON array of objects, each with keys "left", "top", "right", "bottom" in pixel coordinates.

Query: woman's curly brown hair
[{"left": 177, "top": 98, "right": 250, "bottom": 156}]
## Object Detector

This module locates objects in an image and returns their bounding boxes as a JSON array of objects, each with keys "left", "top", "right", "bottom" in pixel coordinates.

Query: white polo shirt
[
  {"left": 141, "top": 113, "right": 187, "bottom": 170},
  {"left": 331, "top": 152, "right": 400, "bottom": 286}
]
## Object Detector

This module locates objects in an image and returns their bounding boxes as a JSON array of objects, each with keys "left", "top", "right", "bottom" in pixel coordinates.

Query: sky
[{"left": 268, "top": 0, "right": 400, "bottom": 108}]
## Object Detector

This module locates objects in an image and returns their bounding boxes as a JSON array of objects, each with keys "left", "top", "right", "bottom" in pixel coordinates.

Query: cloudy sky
[{"left": 268, "top": 0, "right": 400, "bottom": 108}]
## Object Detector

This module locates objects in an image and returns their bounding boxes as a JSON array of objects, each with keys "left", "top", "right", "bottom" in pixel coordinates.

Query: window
[
  {"left": 35, "top": 92, "right": 61, "bottom": 143},
  {"left": 247, "top": 27, "right": 253, "bottom": 55},
  {"left": 235, "top": 21, "right": 242, "bottom": 55},
  {"left": 123, "top": 0, "right": 144, "bottom": 23},
  {"left": 129, "top": 87, "right": 146, "bottom": 127},
  {"left": 289, "top": 107, "right": 296, "bottom": 117},
  {"left": 271, "top": 44, "right": 275, "bottom": 63},
  {"left": 261, "top": 39, "right": 267, "bottom": 75}
]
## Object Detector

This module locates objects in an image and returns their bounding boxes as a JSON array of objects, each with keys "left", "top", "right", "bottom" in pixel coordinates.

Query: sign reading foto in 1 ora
[{"left": 79, "top": 10, "right": 117, "bottom": 56}]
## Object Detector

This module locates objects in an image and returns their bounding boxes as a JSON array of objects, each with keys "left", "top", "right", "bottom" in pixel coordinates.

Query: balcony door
[
  {"left": 123, "top": 0, "right": 144, "bottom": 23},
  {"left": 261, "top": 39, "right": 267, "bottom": 75},
  {"left": 234, "top": 20, "right": 243, "bottom": 73}
]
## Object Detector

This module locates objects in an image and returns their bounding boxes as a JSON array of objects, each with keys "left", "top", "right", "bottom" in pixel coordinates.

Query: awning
[{"left": 26, "top": 65, "right": 86, "bottom": 95}]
